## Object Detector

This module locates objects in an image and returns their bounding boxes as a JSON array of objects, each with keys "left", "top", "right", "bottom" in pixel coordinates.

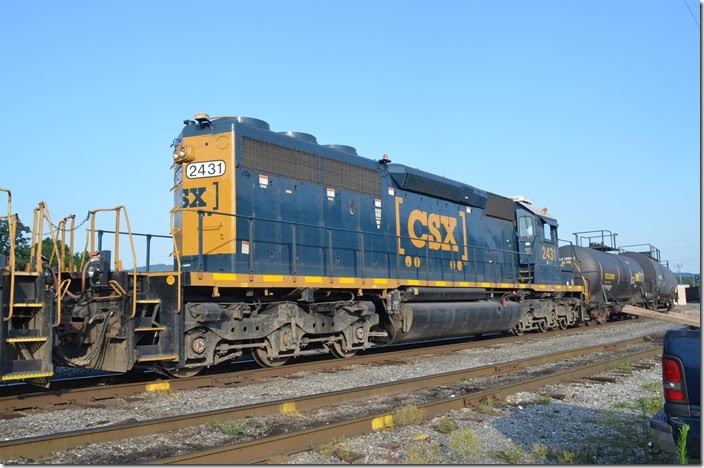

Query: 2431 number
[{"left": 186, "top": 160, "right": 226, "bottom": 179}]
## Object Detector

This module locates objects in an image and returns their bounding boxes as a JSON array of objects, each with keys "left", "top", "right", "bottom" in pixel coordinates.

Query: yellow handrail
[
  {"left": 35, "top": 203, "right": 62, "bottom": 324},
  {"left": 0, "top": 188, "right": 15, "bottom": 322},
  {"left": 169, "top": 208, "right": 184, "bottom": 312},
  {"left": 82, "top": 206, "right": 138, "bottom": 319}
]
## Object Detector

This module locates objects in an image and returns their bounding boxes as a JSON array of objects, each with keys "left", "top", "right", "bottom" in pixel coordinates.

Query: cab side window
[
  {"left": 543, "top": 222, "right": 556, "bottom": 243},
  {"left": 518, "top": 216, "right": 533, "bottom": 238}
]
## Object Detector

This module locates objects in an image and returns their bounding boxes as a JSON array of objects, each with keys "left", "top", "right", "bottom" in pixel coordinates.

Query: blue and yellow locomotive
[{"left": 0, "top": 113, "right": 671, "bottom": 382}]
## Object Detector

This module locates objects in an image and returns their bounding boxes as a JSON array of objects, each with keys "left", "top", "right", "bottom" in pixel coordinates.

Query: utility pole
[{"left": 675, "top": 263, "right": 683, "bottom": 284}]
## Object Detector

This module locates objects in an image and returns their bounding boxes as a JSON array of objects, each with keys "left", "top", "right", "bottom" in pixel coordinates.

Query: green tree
[{"left": 0, "top": 218, "right": 31, "bottom": 268}]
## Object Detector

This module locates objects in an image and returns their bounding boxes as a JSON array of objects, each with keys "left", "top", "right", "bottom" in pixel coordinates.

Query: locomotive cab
[{"left": 514, "top": 200, "right": 561, "bottom": 285}]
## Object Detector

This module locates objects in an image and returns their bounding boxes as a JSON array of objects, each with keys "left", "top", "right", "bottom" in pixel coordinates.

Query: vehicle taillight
[{"left": 662, "top": 357, "right": 686, "bottom": 402}]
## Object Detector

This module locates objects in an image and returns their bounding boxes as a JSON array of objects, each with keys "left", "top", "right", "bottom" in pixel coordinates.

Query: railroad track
[
  {"left": 159, "top": 346, "right": 661, "bottom": 464},
  {"left": 0, "top": 319, "right": 638, "bottom": 413},
  {"left": 0, "top": 332, "right": 662, "bottom": 462}
]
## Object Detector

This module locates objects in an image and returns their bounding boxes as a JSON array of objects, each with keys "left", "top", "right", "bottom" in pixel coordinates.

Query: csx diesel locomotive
[{"left": 0, "top": 114, "right": 678, "bottom": 383}]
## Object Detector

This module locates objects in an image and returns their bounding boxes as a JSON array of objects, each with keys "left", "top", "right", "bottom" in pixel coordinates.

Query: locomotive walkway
[{"left": 0, "top": 332, "right": 662, "bottom": 462}]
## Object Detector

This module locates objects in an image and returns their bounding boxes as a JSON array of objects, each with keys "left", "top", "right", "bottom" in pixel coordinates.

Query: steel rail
[
  {"left": 0, "top": 319, "right": 636, "bottom": 412},
  {"left": 0, "top": 334, "right": 661, "bottom": 461},
  {"left": 158, "top": 346, "right": 661, "bottom": 464}
]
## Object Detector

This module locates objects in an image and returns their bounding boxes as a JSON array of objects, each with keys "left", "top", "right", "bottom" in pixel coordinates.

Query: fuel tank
[
  {"left": 388, "top": 300, "right": 522, "bottom": 343},
  {"left": 620, "top": 252, "right": 677, "bottom": 301},
  {"left": 559, "top": 245, "right": 644, "bottom": 304}
]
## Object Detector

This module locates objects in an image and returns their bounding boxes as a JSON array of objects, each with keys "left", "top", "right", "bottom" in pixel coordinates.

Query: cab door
[{"left": 517, "top": 209, "right": 536, "bottom": 265}]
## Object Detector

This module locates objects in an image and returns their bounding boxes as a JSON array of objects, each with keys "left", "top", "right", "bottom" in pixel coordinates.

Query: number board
[{"left": 186, "top": 160, "right": 226, "bottom": 179}]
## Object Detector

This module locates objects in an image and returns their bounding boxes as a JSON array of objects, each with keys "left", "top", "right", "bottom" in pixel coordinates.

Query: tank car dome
[
  {"left": 211, "top": 116, "right": 270, "bottom": 130},
  {"left": 323, "top": 144, "right": 358, "bottom": 156},
  {"left": 277, "top": 131, "right": 318, "bottom": 144}
]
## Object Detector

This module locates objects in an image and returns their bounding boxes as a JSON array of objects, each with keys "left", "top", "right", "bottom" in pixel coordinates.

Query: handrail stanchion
[
  {"left": 291, "top": 224, "right": 296, "bottom": 281},
  {"left": 146, "top": 235, "right": 152, "bottom": 273},
  {"left": 197, "top": 211, "right": 204, "bottom": 272},
  {"left": 327, "top": 229, "right": 334, "bottom": 283}
]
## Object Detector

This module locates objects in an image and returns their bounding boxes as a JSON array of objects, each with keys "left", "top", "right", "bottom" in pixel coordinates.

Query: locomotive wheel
[
  {"left": 330, "top": 337, "right": 358, "bottom": 359},
  {"left": 251, "top": 347, "right": 289, "bottom": 367},
  {"left": 536, "top": 320, "right": 548, "bottom": 333},
  {"left": 159, "top": 365, "right": 204, "bottom": 378}
]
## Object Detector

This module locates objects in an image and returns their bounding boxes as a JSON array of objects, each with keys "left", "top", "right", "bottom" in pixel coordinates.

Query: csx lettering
[
  {"left": 408, "top": 209, "right": 458, "bottom": 251},
  {"left": 181, "top": 187, "right": 207, "bottom": 208}
]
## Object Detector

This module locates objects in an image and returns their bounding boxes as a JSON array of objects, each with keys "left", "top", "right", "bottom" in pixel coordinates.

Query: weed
[
  {"left": 550, "top": 448, "right": 575, "bottom": 464},
  {"left": 676, "top": 424, "right": 690, "bottom": 464},
  {"left": 393, "top": 404, "right": 426, "bottom": 426},
  {"left": 619, "top": 361, "right": 634, "bottom": 372},
  {"left": 404, "top": 441, "right": 442, "bottom": 464},
  {"left": 316, "top": 437, "right": 353, "bottom": 461},
  {"left": 600, "top": 410, "right": 622, "bottom": 427},
  {"left": 530, "top": 442, "right": 548, "bottom": 461},
  {"left": 534, "top": 393, "right": 552, "bottom": 405},
  {"left": 448, "top": 428, "right": 481, "bottom": 462},
  {"left": 433, "top": 416, "right": 457, "bottom": 434},
  {"left": 214, "top": 418, "right": 254, "bottom": 436},
  {"left": 612, "top": 400, "right": 634, "bottom": 410},
  {"left": 636, "top": 396, "right": 663, "bottom": 417},
  {"left": 477, "top": 397, "right": 501, "bottom": 414},
  {"left": 493, "top": 445, "right": 525, "bottom": 464},
  {"left": 641, "top": 382, "right": 661, "bottom": 393}
]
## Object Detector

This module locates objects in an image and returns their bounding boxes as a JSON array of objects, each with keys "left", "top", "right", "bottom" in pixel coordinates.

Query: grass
[
  {"left": 393, "top": 404, "right": 426, "bottom": 426},
  {"left": 316, "top": 437, "right": 353, "bottom": 461},
  {"left": 573, "top": 409, "right": 672, "bottom": 464},
  {"left": 433, "top": 416, "right": 457, "bottom": 434},
  {"left": 534, "top": 393, "right": 552, "bottom": 405},
  {"left": 404, "top": 441, "right": 442, "bottom": 464},
  {"left": 493, "top": 445, "right": 525, "bottom": 464},
  {"left": 610, "top": 397, "right": 663, "bottom": 417},
  {"left": 447, "top": 428, "right": 481, "bottom": 462},
  {"left": 618, "top": 361, "right": 634, "bottom": 372}
]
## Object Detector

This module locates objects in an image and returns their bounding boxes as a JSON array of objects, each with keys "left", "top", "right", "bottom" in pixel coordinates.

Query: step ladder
[
  {"left": 133, "top": 296, "right": 177, "bottom": 363},
  {"left": 0, "top": 271, "right": 54, "bottom": 382},
  {"left": 519, "top": 266, "right": 534, "bottom": 283},
  {"left": 0, "top": 196, "right": 59, "bottom": 384}
]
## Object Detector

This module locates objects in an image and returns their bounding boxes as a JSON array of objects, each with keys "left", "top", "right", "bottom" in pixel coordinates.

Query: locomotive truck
[{"left": 0, "top": 114, "right": 678, "bottom": 383}]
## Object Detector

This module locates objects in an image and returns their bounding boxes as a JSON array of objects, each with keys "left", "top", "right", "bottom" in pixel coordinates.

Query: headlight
[
  {"left": 172, "top": 149, "right": 179, "bottom": 160},
  {"left": 178, "top": 147, "right": 187, "bottom": 158}
]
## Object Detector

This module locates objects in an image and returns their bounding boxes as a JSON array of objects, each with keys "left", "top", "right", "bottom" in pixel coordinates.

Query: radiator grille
[
  {"left": 322, "top": 158, "right": 381, "bottom": 197},
  {"left": 241, "top": 137, "right": 319, "bottom": 183},
  {"left": 241, "top": 137, "right": 380, "bottom": 196}
]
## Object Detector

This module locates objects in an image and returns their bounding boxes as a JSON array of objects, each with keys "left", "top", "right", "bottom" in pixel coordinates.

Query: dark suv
[{"left": 650, "top": 327, "right": 700, "bottom": 461}]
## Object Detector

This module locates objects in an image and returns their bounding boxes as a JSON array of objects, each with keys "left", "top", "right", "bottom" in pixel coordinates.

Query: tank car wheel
[
  {"left": 329, "top": 337, "right": 358, "bottom": 359},
  {"left": 557, "top": 317, "right": 568, "bottom": 330},
  {"left": 536, "top": 320, "right": 548, "bottom": 333},
  {"left": 512, "top": 324, "right": 524, "bottom": 336},
  {"left": 251, "top": 347, "right": 290, "bottom": 367}
]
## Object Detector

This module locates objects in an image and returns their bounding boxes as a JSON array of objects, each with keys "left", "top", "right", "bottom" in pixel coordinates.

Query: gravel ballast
[{"left": 0, "top": 318, "right": 684, "bottom": 463}]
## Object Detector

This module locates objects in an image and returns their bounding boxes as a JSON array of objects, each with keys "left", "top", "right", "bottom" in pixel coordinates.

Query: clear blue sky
[{"left": 0, "top": 0, "right": 700, "bottom": 272}]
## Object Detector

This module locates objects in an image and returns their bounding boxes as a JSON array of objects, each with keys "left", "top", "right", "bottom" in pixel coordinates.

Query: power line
[{"left": 681, "top": 0, "right": 700, "bottom": 28}]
